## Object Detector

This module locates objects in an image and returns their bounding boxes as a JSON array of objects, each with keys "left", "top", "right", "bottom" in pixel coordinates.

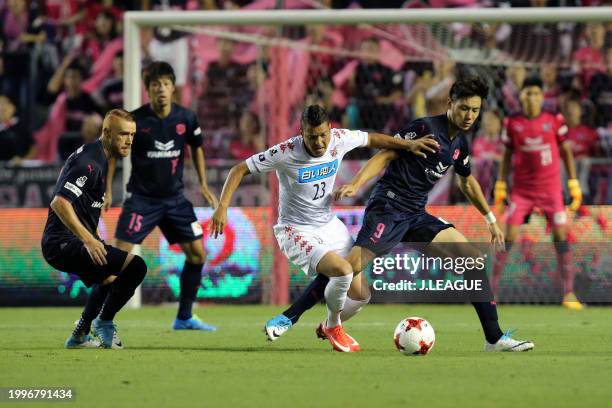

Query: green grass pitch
[{"left": 1, "top": 305, "right": 611, "bottom": 408}]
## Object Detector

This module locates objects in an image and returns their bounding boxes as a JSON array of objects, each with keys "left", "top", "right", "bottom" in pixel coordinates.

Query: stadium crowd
[{"left": 0, "top": 0, "right": 610, "bottom": 204}]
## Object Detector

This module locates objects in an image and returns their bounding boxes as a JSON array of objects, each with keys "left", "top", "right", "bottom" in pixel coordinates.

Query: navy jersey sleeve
[
  {"left": 54, "top": 150, "right": 96, "bottom": 203},
  {"left": 453, "top": 135, "right": 471, "bottom": 177},
  {"left": 186, "top": 110, "right": 203, "bottom": 148},
  {"left": 394, "top": 119, "right": 432, "bottom": 141}
]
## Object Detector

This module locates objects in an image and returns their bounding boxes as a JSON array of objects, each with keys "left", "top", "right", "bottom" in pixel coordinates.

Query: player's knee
[
  {"left": 554, "top": 240, "right": 569, "bottom": 254},
  {"left": 125, "top": 255, "right": 147, "bottom": 283},
  {"left": 330, "top": 262, "right": 353, "bottom": 277},
  {"left": 186, "top": 246, "right": 207, "bottom": 264}
]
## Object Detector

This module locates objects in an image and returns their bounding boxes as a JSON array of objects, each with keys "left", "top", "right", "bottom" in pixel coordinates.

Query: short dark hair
[
  {"left": 65, "top": 61, "right": 85, "bottom": 78},
  {"left": 449, "top": 76, "right": 489, "bottom": 101},
  {"left": 522, "top": 76, "right": 543, "bottom": 90},
  {"left": 301, "top": 105, "right": 329, "bottom": 128},
  {"left": 142, "top": 61, "right": 176, "bottom": 88}
]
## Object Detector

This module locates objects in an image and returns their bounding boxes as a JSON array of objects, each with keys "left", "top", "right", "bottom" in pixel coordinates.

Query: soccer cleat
[
  {"left": 173, "top": 315, "right": 217, "bottom": 331},
  {"left": 64, "top": 334, "right": 101, "bottom": 349},
  {"left": 322, "top": 323, "right": 360, "bottom": 352},
  {"left": 484, "top": 330, "right": 534, "bottom": 352},
  {"left": 92, "top": 318, "right": 123, "bottom": 349},
  {"left": 562, "top": 292, "right": 584, "bottom": 311},
  {"left": 264, "top": 314, "right": 292, "bottom": 341}
]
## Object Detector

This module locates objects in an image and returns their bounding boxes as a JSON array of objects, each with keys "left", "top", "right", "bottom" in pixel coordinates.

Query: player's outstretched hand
[
  {"left": 406, "top": 134, "right": 440, "bottom": 158},
  {"left": 210, "top": 204, "right": 227, "bottom": 238},
  {"left": 201, "top": 186, "right": 219, "bottom": 209},
  {"left": 102, "top": 191, "right": 112, "bottom": 212},
  {"left": 84, "top": 239, "right": 107, "bottom": 266},
  {"left": 488, "top": 222, "right": 505, "bottom": 252},
  {"left": 333, "top": 184, "right": 357, "bottom": 201}
]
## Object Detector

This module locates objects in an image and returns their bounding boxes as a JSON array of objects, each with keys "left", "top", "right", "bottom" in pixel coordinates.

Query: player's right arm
[
  {"left": 50, "top": 196, "right": 107, "bottom": 265},
  {"left": 333, "top": 149, "right": 398, "bottom": 200},
  {"left": 210, "top": 161, "right": 251, "bottom": 238}
]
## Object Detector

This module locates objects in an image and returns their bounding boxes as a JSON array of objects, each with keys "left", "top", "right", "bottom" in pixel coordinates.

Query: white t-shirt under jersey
[{"left": 246, "top": 128, "right": 369, "bottom": 227}]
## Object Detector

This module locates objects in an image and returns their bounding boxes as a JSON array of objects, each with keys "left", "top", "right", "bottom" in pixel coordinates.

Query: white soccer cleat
[
  {"left": 264, "top": 314, "right": 293, "bottom": 341},
  {"left": 485, "top": 331, "right": 534, "bottom": 352}
]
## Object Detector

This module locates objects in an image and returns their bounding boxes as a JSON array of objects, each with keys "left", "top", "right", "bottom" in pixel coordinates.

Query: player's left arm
[
  {"left": 368, "top": 132, "right": 440, "bottom": 158},
  {"left": 457, "top": 174, "right": 505, "bottom": 247},
  {"left": 559, "top": 142, "right": 582, "bottom": 210},
  {"left": 190, "top": 145, "right": 219, "bottom": 209}
]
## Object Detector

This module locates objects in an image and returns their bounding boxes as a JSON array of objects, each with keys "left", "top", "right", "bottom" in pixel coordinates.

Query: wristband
[{"left": 484, "top": 211, "right": 496, "bottom": 224}]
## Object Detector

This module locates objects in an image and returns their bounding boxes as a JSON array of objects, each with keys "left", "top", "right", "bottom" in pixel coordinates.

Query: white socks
[
  {"left": 340, "top": 296, "right": 370, "bottom": 322},
  {"left": 324, "top": 274, "right": 353, "bottom": 328}
]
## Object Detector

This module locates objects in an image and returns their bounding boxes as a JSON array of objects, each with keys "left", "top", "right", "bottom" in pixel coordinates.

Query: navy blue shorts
[
  {"left": 115, "top": 194, "right": 202, "bottom": 245},
  {"left": 355, "top": 199, "right": 453, "bottom": 256},
  {"left": 41, "top": 236, "right": 128, "bottom": 287}
]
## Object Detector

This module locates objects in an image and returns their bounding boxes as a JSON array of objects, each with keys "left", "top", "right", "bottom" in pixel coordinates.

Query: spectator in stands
[
  {"left": 572, "top": 23, "right": 606, "bottom": 89},
  {"left": 564, "top": 98, "right": 600, "bottom": 159},
  {"left": 35, "top": 61, "right": 102, "bottom": 162},
  {"left": 0, "top": 93, "right": 34, "bottom": 164},
  {"left": 424, "top": 58, "right": 455, "bottom": 115},
  {"left": 96, "top": 51, "right": 123, "bottom": 110},
  {"left": 200, "top": 39, "right": 249, "bottom": 130},
  {"left": 472, "top": 110, "right": 503, "bottom": 200},
  {"left": 78, "top": 8, "right": 118, "bottom": 73},
  {"left": 348, "top": 38, "right": 400, "bottom": 130},
  {"left": 589, "top": 46, "right": 611, "bottom": 127},
  {"left": 1, "top": 0, "right": 46, "bottom": 53},
  {"left": 404, "top": 62, "right": 434, "bottom": 120},
  {"left": 502, "top": 64, "right": 526, "bottom": 115},
  {"left": 229, "top": 111, "right": 264, "bottom": 161},
  {"left": 541, "top": 63, "right": 561, "bottom": 113}
]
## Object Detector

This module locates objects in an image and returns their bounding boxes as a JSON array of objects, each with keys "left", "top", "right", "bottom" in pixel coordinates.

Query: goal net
[{"left": 122, "top": 8, "right": 612, "bottom": 306}]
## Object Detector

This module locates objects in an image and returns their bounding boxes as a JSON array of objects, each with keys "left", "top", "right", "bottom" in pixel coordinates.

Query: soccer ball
[{"left": 393, "top": 317, "right": 435, "bottom": 355}]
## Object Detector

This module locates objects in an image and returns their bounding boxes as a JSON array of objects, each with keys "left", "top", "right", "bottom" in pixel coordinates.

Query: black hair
[
  {"left": 65, "top": 61, "right": 85, "bottom": 78},
  {"left": 449, "top": 76, "right": 489, "bottom": 101},
  {"left": 522, "top": 76, "right": 544, "bottom": 90},
  {"left": 142, "top": 61, "right": 176, "bottom": 88},
  {"left": 301, "top": 105, "right": 329, "bottom": 128}
]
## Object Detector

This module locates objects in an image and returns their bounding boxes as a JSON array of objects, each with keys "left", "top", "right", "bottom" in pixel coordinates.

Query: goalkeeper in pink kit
[{"left": 493, "top": 76, "right": 584, "bottom": 310}]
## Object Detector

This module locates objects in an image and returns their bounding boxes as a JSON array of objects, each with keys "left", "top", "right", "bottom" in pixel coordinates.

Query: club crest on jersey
[
  {"left": 297, "top": 159, "right": 338, "bottom": 183},
  {"left": 453, "top": 149, "right": 460, "bottom": 160},
  {"left": 76, "top": 176, "right": 87, "bottom": 187},
  {"left": 331, "top": 147, "right": 338, "bottom": 157},
  {"left": 259, "top": 154, "right": 265, "bottom": 162},
  {"left": 176, "top": 123, "right": 186, "bottom": 135},
  {"left": 543, "top": 123, "right": 551, "bottom": 132}
]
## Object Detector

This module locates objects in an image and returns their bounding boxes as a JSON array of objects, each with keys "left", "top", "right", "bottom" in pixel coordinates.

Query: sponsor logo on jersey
[
  {"left": 463, "top": 155, "right": 470, "bottom": 166},
  {"left": 269, "top": 148, "right": 278, "bottom": 156},
  {"left": 436, "top": 162, "right": 449, "bottom": 173},
  {"left": 76, "top": 176, "right": 87, "bottom": 187},
  {"left": 425, "top": 162, "right": 449, "bottom": 180},
  {"left": 91, "top": 201, "right": 104, "bottom": 208},
  {"left": 148, "top": 140, "right": 181, "bottom": 158},
  {"left": 176, "top": 123, "right": 186, "bottom": 135},
  {"left": 63, "top": 182, "right": 82, "bottom": 197},
  {"left": 297, "top": 159, "right": 338, "bottom": 183},
  {"left": 525, "top": 137, "right": 543, "bottom": 145},
  {"left": 403, "top": 131, "right": 418, "bottom": 140},
  {"left": 258, "top": 154, "right": 266, "bottom": 162},
  {"left": 452, "top": 148, "right": 460, "bottom": 160},
  {"left": 194, "top": 127, "right": 202, "bottom": 136},
  {"left": 154, "top": 140, "right": 175, "bottom": 151}
]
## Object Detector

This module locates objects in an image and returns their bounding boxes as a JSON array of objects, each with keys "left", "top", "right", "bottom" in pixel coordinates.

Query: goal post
[{"left": 122, "top": 7, "right": 612, "bottom": 306}]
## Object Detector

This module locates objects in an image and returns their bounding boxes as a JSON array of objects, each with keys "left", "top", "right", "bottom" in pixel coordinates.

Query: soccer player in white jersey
[{"left": 211, "top": 105, "right": 439, "bottom": 352}]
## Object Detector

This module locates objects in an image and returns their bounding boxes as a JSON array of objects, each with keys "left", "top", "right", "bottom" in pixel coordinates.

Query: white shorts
[
  {"left": 148, "top": 37, "right": 188, "bottom": 86},
  {"left": 273, "top": 217, "right": 354, "bottom": 275}
]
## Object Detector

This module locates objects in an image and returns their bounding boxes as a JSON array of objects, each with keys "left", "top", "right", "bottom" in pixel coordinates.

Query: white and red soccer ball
[{"left": 394, "top": 317, "right": 435, "bottom": 355}]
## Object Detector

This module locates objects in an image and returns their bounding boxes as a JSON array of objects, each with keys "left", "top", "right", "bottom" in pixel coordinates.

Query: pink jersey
[{"left": 503, "top": 112, "right": 568, "bottom": 193}]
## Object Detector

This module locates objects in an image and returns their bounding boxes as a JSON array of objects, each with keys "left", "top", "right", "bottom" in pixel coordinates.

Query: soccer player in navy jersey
[
  {"left": 269, "top": 77, "right": 534, "bottom": 352},
  {"left": 42, "top": 109, "right": 147, "bottom": 349},
  {"left": 107, "top": 61, "right": 219, "bottom": 331}
]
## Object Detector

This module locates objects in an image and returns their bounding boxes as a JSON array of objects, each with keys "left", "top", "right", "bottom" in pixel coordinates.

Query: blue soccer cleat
[
  {"left": 264, "top": 314, "right": 292, "bottom": 341},
  {"left": 64, "top": 334, "right": 100, "bottom": 349},
  {"left": 92, "top": 318, "right": 123, "bottom": 349},
  {"left": 173, "top": 315, "right": 217, "bottom": 331},
  {"left": 484, "top": 330, "right": 534, "bottom": 352}
]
